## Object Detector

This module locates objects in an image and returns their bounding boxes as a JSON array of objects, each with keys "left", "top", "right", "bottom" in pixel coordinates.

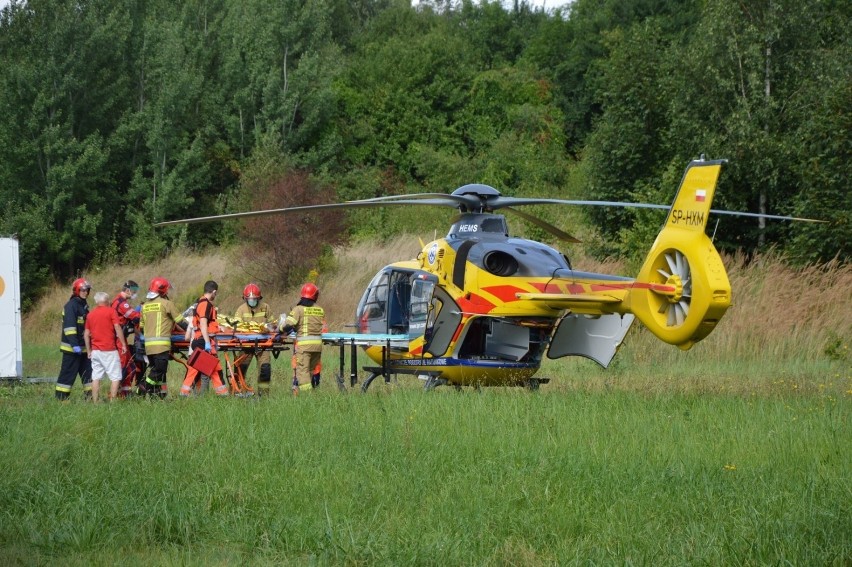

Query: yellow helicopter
[{"left": 157, "top": 157, "right": 821, "bottom": 390}]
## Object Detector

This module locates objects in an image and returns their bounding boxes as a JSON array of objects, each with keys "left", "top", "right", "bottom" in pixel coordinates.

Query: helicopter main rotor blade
[
  {"left": 503, "top": 207, "right": 581, "bottom": 243},
  {"left": 348, "top": 193, "right": 465, "bottom": 203},
  {"left": 154, "top": 201, "right": 394, "bottom": 227},
  {"left": 487, "top": 197, "right": 826, "bottom": 222},
  {"left": 350, "top": 191, "right": 826, "bottom": 223},
  {"left": 155, "top": 188, "right": 827, "bottom": 227},
  {"left": 153, "top": 195, "right": 486, "bottom": 227}
]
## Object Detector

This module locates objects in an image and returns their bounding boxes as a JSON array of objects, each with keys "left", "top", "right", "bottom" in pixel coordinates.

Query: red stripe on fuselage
[
  {"left": 480, "top": 285, "right": 528, "bottom": 304},
  {"left": 458, "top": 293, "right": 495, "bottom": 314}
]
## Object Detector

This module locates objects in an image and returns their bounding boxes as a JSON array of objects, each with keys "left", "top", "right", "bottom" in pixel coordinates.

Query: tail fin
[{"left": 628, "top": 159, "right": 732, "bottom": 350}]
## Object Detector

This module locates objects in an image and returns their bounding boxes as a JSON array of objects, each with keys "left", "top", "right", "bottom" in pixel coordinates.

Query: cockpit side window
[
  {"left": 387, "top": 272, "right": 412, "bottom": 334},
  {"left": 356, "top": 272, "right": 390, "bottom": 333}
]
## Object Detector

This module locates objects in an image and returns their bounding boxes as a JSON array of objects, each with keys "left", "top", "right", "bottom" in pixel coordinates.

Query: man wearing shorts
[{"left": 84, "top": 291, "right": 128, "bottom": 402}]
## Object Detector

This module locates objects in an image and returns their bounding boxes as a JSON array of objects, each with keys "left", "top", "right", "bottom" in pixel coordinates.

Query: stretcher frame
[{"left": 171, "top": 331, "right": 292, "bottom": 396}]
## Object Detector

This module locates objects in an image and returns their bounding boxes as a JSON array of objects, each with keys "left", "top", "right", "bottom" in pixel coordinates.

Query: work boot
[
  {"left": 259, "top": 363, "right": 271, "bottom": 383},
  {"left": 257, "top": 363, "right": 271, "bottom": 396}
]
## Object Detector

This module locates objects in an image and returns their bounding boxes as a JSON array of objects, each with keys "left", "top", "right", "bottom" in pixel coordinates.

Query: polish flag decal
[{"left": 695, "top": 189, "right": 706, "bottom": 202}]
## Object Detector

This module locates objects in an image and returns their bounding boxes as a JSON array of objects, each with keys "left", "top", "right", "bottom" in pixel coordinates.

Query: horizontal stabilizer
[
  {"left": 516, "top": 292, "right": 622, "bottom": 304},
  {"left": 515, "top": 292, "right": 623, "bottom": 313}
]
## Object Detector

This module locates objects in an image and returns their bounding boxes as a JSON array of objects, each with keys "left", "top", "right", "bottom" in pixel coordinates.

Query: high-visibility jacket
[
  {"left": 284, "top": 303, "right": 326, "bottom": 352},
  {"left": 233, "top": 301, "right": 272, "bottom": 326},
  {"left": 59, "top": 296, "right": 89, "bottom": 354},
  {"left": 192, "top": 296, "right": 220, "bottom": 340},
  {"left": 141, "top": 296, "right": 184, "bottom": 355}
]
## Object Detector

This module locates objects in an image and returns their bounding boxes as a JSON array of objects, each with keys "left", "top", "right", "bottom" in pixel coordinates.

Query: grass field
[
  {"left": 3, "top": 245, "right": 850, "bottom": 564},
  {"left": 0, "top": 381, "right": 848, "bottom": 565}
]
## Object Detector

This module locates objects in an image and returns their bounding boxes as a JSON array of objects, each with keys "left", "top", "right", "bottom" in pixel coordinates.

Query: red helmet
[
  {"left": 72, "top": 278, "right": 91, "bottom": 296},
  {"left": 243, "top": 283, "right": 262, "bottom": 300},
  {"left": 148, "top": 277, "right": 170, "bottom": 297},
  {"left": 300, "top": 282, "right": 319, "bottom": 301}
]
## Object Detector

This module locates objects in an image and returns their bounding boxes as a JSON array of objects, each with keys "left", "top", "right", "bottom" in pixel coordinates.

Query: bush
[{"left": 236, "top": 170, "right": 347, "bottom": 292}]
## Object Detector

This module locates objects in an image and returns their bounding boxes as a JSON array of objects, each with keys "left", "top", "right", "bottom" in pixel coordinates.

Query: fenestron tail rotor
[{"left": 653, "top": 249, "right": 691, "bottom": 327}]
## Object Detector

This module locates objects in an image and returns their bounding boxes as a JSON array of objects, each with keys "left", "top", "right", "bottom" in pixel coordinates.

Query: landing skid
[
  {"left": 354, "top": 369, "right": 550, "bottom": 393},
  {"left": 359, "top": 370, "right": 447, "bottom": 392},
  {"left": 524, "top": 377, "right": 550, "bottom": 391},
  {"left": 360, "top": 367, "right": 394, "bottom": 393}
]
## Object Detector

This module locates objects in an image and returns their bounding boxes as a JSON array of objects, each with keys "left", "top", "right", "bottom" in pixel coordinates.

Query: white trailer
[{"left": 0, "top": 237, "right": 23, "bottom": 379}]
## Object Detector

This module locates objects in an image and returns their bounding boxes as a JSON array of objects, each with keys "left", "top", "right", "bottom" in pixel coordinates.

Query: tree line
[{"left": 0, "top": 0, "right": 848, "bottom": 308}]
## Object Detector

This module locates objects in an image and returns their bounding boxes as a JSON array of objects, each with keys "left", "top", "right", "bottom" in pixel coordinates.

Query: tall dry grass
[
  {"left": 23, "top": 236, "right": 424, "bottom": 340},
  {"left": 713, "top": 253, "right": 851, "bottom": 361}
]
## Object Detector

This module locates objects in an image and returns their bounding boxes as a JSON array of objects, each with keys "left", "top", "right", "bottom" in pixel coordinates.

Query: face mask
[
  {"left": 247, "top": 298, "right": 258, "bottom": 308},
  {"left": 130, "top": 292, "right": 138, "bottom": 301}
]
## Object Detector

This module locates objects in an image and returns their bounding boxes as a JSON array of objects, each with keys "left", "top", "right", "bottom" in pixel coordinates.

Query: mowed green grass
[{"left": 1, "top": 371, "right": 849, "bottom": 566}]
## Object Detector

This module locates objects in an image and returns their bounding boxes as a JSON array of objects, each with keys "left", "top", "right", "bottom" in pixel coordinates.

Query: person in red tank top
[{"left": 84, "top": 291, "right": 128, "bottom": 402}]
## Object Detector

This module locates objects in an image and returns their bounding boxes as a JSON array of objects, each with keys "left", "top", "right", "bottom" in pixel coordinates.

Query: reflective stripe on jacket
[
  {"left": 141, "top": 297, "right": 184, "bottom": 355},
  {"left": 234, "top": 302, "right": 272, "bottom": 325},
  {"left": 59, "top": 296, "right": 89, "bottom": 353},
  {"left": 285, "top": 304, "right": 325, "bottom": 352}
]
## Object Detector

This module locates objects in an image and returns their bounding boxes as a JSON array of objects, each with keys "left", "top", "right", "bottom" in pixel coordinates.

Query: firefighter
[
  {"left": 55, "top": 278, "right": 93, "bottom": 400},
  {"left": 139, "top": 277, "right": 186, "bottom": 398},
  {"left": 233, "top": 283, "right": 274, "bottom": 395},
  {"left": 280, "top": 283, "right": 326, "bottom": 393},
  {"left": 180, "top": 280, "right": 229, "bottom": 397},
  {"left": 111, "top": 280, "right": 140, "bottom": 397}
]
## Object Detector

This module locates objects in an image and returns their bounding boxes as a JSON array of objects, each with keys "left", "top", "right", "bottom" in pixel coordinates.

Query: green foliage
[
  {"left": 822, "top": 333, "right": 848, "bottom": 363},
  {"left": 579, "top": 0, "right": 850, "bottom": 262}
]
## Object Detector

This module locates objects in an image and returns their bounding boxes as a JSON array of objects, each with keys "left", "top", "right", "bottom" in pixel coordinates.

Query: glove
[
  {"left": 72, "top": 346, "right": 82, "bottom": 354},
  {"left": 204, "top": 340, "right": 212, "bottom": 353}
]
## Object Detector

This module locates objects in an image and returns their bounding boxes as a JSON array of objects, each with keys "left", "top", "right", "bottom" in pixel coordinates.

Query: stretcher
[
  {"left": 171, "top": 331, "right": 292, "bottom": 396},
  {"left": 167, "top": 330, "right": 410, "bottom": 396}
]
